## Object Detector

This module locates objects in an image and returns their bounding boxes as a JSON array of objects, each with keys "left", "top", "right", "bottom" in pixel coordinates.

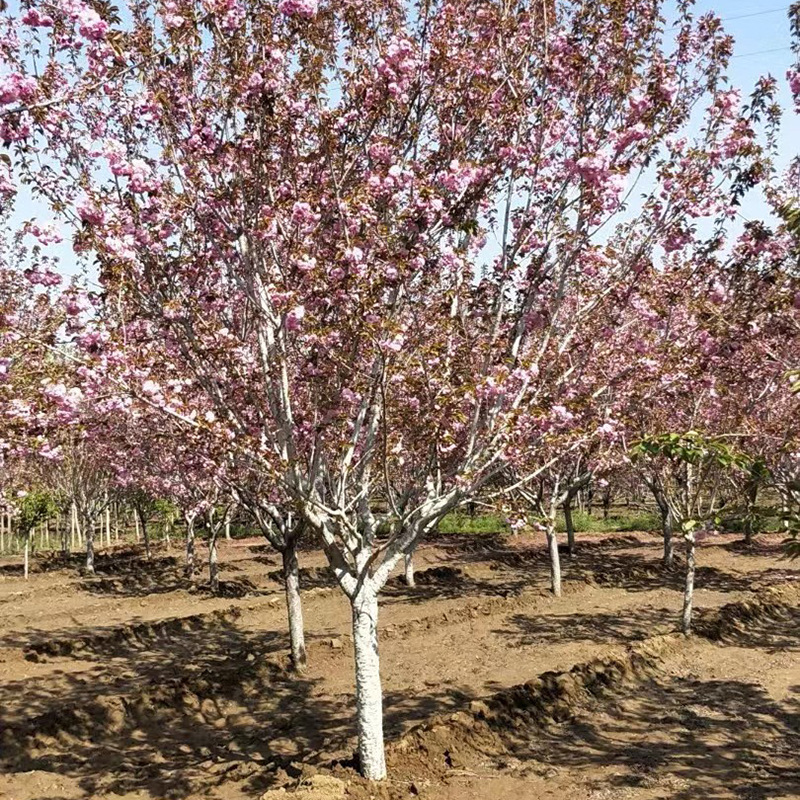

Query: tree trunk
[
  {"left": 546, "top": 524, "right": 562, "bottom": 597},
  {"left": 564, "top": 498, "right": 575, "bottom": 556},
  {"left": 403, "top": 552, "right": 415, "bottom": 588},
  {"left": 138, "top": 509, "right": 151, "bottom": 559},
  {"left": 71, "top": 502, "right": 78, "bottom": 550},
  {"left": 282, "top": 545, "right": 307, "bottom": 671},
  {"left": 225, "top": 516, "right": 231, "bottom": 541},
  {"left": 209, "top": 534, "right": 219, "bottom": 593},
  {"left": 662, "top": 506, "right": 674, "bottom": 569},
  {"left": 743, "top": 483, "right": 758, "bottom": 546},
  {"left": 681, "top": 534, "right": 696, "bottom": 635},
  {"left": 59, "top": 514, "right": 68, "bottom": 557},
  {"left": 85, "top": 522, "right": 95, "bottom": 574},
  {"left": 185, "top": 517, "right": 196, "bottom": 576},
  {"left": 23, "top": 532, "right": 30, "bottom": 580},
  {"left": 351, "top": 589, "right": 386, "bottom": 781}
]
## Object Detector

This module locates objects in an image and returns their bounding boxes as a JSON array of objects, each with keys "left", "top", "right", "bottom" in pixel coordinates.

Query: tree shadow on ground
[
  {"left": 0, "top": 608, "right": 483, "bottom": 800},
  {"left": 506, "top": 673, "right": 800, "bottom": 800},
  {"left": 498, "top": 604, "right": 677, "bottom": 648},
  {"left": 572, "top": 548, "right": 754, "bottom": 594},
  {"left": 698, "top": 605, "right": 800, "bottom": 654},
  {"left": 381, "top": 566, "right": 531, "bottom": 606}
]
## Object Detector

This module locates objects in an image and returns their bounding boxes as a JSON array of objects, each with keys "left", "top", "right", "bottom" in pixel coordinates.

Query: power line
[
  {"left": 722, "top": 6, "right": 789, "bottom": 22},
  {"left": 731, "top": 45, "right": 793, "bottom": 58}
]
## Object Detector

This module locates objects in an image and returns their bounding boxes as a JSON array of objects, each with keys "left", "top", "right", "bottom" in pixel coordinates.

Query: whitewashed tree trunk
[
  {"left": 546, "top": 523, "right": 562, "bottom": 597},
  {"left": 225, "top": 516, "right": 231, "bottom": 541},
  {"left": 351, "top": 588, "right": 386, "bottom": 781},
  {"left": 58, "top": 514, "right": 68, "bottom": 556},
  {"left": 185, "top": 515, "right": 196, "bottom": 576},
  {"left": 23, "top": 532, "right": 30, "bottom": 580},
  {"left": 403, "top": 552, "right": 415, "bottom": 588},
  {"left": 282, "top": 546, "right": 307, "bottom": 671},
  {"left": 681, "top": 533, "right": 696, "bottom": 634},
  {"left": 209, "top": 533, "right": 219, "bottom": 593},
  {"left": 71, "top": 502, "right": 78, "bottom": 550},
  {"left": 138, "top": 509, "right": 151, "bottom": 559},
  {"left": 662, "top": 507, "right": 674, "bottom": 568},
  {"left": 85, "top": 522, "right": 95, "bottom": 574},
  {"left": 564, "top": 498, "right": 575, "bottom": 556}
]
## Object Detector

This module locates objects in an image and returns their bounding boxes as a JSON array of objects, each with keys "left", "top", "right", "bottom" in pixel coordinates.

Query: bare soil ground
[{"left": 0, "top": 529, "right": 797, "bottom": 800}]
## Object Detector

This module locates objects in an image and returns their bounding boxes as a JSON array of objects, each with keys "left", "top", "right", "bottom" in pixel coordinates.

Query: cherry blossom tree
[{"left": 1, "top": 0, "right": 784, "bottom": 778}]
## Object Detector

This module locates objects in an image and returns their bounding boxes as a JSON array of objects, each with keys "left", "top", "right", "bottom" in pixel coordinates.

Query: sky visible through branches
[{"left": 5, "top": 0, "right": 800, "bottom": 281}]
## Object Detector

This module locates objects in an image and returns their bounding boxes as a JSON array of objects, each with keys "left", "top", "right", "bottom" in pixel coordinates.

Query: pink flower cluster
[
  {"left": 277, "top": 0, "right": 318, "bottom": 18},
  {"left": 21, "top": 6, "right": 54, "bottom": 26},
  {"left": 0, "top": 73, "right": 37, "bottom": 106},
  {"left": 376, "top": 36, "right": 420, "bottom": 101}
]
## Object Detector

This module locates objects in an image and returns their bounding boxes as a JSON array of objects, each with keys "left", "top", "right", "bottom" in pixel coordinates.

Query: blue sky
[
  {"left": 696, "top": 2, "right": 799, "bottom": 225},
  {"left": 9, "top": 1, "right": 800, "bottom": 280}
]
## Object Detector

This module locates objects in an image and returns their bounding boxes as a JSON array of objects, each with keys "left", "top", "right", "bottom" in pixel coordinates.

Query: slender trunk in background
[
  {"left": 564, "top": 497, "right": 575, "bottom": 556},
  {"left": 209, "top": 532, "right": 219, "bottom": 593},
  {"left": 163, "top": 512, "right": 171, "bottom": 548},
  {"left": 225, "top": 515, "right": 231, "bottom": 541},
  {"left": 134, "top": 510, "right": 140, "bottom": 543},
  {"left": 545, "top": 523, "right": 562, "bottom": 597},
  {"left": 185, "top": 515, "right": 196, "bottom": 576},
  {"left": 71, "top": 502, "right": 78, "bottom": 550},
  {"left": 681, "top": 533, "right": 696, "bottom": 634},
  {"left": 781, "top": 494, "right": 792, "bottom": 534},
  {"left": 351, "top": 587, "right": 386, "bottom": 780},
  {"left": 138, "top": 509, "right": 151, "bottom": 559},
  {"left": 404, "top": 552, "right": 415, "bottom": 587},
  {"left": 23, "top": 531, "right": 30, "bottom": 580},
  {"left": 282, "top": 544, "right": 307, "bottom": 671},
  {"left": 661, "top": 507, "right": 674, "bottom": 569},
  {"left": 84, "top": 518, "right": 95, "bottom": 574},
  {"left": 1, "top": 516, "right": 5, "bottom": 554},
  {"left": 60, "top": 514, "right": 68, "bottom": 557},
  {"left": 743, "top": 483, "right": 758, "bottom": 546}
]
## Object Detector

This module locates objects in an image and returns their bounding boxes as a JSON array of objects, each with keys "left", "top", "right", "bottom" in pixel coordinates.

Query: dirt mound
[
  {"left": 383, "top": 635, "right": 675, "bottom": 783},
  {"left": 694, "top": 583, "right": 800, "bottom": 641},
  {"left": 192, "top": 578, "right": 259, "bottom": 598},
  {"left": 394, "top": 566, "right": 466, "bottom": 587},
  {"left": 23, "top": 607, "right": 242, "bottom": 660},
  {"left": 260, "top": 774, "right": 347, "bottom": 799},
  {"left": 1, "top": 651, "right": 282, "bottom": 771},
  {"left": 267, "top": 566, "right": 336, "bottom": 587}
]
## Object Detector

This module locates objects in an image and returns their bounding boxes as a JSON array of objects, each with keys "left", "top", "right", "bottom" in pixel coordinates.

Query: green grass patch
[
  {"left": 556, "top": 509, "right": 659, "bottom": 533},
  {"left": 437, "top": 513, "right": 509, "bottom": 534}
]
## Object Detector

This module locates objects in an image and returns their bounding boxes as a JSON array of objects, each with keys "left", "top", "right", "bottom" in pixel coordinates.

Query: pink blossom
[
  {"left": 286, "top": 305, "right": 306, "bottom": 331},
  {"left": 77, "top": 6, "right": 109, "bottom": 40},
  {"left": 277, "top": 0, "right": 318, "bottom": 18},
  {"left": 0, "top": 74, "right": 37, "bottom": 106},
  {"left": 76, "top": 197, "right": 105, "bottom": 225},
  {"left": 22, "top": 7, "right": 54, "bottom": 26}
]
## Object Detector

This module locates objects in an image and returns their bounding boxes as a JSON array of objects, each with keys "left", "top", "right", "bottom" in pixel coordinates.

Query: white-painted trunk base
[
  {"left": 352, "top": 591, "right": 386, "bottom": 781},
  {"left": 681, "top": 537, "right": 696, "bottom": 634},
  {"left": 546, "top": 527, "right": 562, "bottom": 597},
  {"left": 283, "top": 547, "right": 307, "bottom": 671},
  {"left": 404, "top": 553, "right": 415, "bottom": 588}
]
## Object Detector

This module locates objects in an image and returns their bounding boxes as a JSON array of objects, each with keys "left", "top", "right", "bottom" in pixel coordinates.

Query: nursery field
[{"left": 0, "top": 528, "right": 798, "bottom": 800}]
